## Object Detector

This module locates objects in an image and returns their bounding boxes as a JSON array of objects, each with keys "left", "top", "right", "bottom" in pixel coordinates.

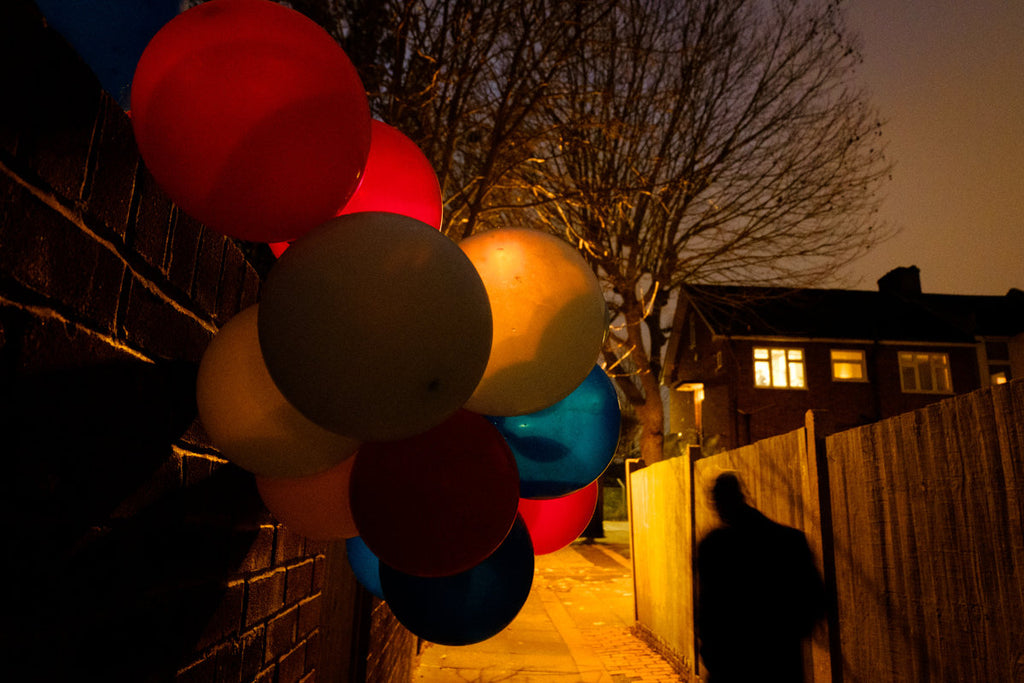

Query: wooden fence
[
  {"left": 827, "top": 380, "right": 1024, "bottom": 682},
  {"left": 629, "top": 379, "right": 1024, "bottom": 682},
  {"left": 630, "top": 452, "right": 697, "bottom": 672}
]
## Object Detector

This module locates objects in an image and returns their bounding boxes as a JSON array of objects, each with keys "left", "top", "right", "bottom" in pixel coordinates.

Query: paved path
[{"left": 412, "top": 523, "right": 692, "bottom": 682}]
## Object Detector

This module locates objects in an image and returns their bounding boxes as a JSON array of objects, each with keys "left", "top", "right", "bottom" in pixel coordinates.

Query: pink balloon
[
  {"left": 518, "top": 481, "right": 600, "bottom": 555},
  {"left": 269, "top": 120, "right": 441, "bottom": 259},
  {"left": 338, "top": 120, "right": 443, "bottom": 228}
]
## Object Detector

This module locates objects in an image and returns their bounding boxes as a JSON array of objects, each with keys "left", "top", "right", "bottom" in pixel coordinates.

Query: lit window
[
  {"left": 898, "top": 352, "right": 953, "bottom": 394},
  {"left": 831, "top": 349, "right": 867, "bottom": 382},
  {"left": 991, "top": 370, "right": 1008, "bottom": 385},
  {"left": 753, "top": 347, "right": 805, "bottom": 389}
]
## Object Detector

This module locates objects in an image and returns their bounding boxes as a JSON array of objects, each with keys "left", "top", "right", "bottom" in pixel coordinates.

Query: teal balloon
[
  {"left": 34, "top": 0, "right": 181, "bottom": 108},
  {"left": 487, "top": 365, "right": 620, "bottom": 499},
  {"left": 345, "top": 536, "right": 383, "bottom": 599},
  {"left": 379, "top": 516, "right": 534, "bottom": 645}
]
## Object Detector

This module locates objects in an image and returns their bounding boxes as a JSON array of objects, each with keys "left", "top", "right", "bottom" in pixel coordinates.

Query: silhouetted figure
[
  {"left": 696, "top": 473, "right": 825, "bottom": 683},
  {"left": 582, "top": 483, "right": 605, "bottom": 542}
]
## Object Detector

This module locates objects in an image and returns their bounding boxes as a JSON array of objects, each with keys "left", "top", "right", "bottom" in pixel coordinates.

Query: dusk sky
[{"left": 837, "top": 0, "right": 1023, "bottom": 296}]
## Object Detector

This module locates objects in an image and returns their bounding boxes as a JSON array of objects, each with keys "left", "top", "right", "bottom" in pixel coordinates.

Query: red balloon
[
  {"left": 256, "top": 457, "right": 358, "bottom": 541},
  {"left": 518, "top": 481, "right": 600, "bottom": 555},
  {"left": 338, "top": 120, "right": 443, "bottom": 228},
  {"left": 271, "top": 120, "right": 442, "bottom": 259},
  {"left": 130, "top": 0, "right": 371, "bottom": 243},
  {"left": 349, "top": 410, "right": 520, "bottom": 577}
]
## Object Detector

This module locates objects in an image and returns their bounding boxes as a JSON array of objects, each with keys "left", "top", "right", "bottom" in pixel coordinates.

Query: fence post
[
  {"left": 625, "top": 457, "right": 642, "bottom": 622},
  {"left": 805, "top": 410, "right": 841, "bottom": 683},
  {"left": 688, "top": 444, "right": 703, "bottom": 681}
]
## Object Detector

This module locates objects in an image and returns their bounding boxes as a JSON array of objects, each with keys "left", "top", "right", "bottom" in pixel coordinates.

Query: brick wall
[
  {"left": 366, "top": 603, "right": 417, "bottom": 683},
  {"left": 0, "top": 2, "right": 365, "bottom": 680}
]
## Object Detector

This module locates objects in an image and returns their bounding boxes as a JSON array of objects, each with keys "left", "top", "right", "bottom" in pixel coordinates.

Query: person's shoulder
[
  {"left": 776, "top": 523, "right": 812, "bottom": 548},
  {"left": 697, "top": 526, "right": 733, "bottom": 551},
  {"left": 700, "top": 526, "right": 731, "bottom": 541},
  {"left": 758, "top": 515, "right": 807, "bottom": 541}
]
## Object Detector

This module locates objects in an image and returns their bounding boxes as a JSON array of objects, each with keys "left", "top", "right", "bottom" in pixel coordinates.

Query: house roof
[{"left": 684, "top": 284, "right": 1024, "bottom": 344}]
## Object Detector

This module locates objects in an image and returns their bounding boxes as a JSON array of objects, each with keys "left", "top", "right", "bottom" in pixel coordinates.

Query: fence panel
[
  {"left": 631, "top": 382, "right": 1023, "bottom": 682},
  {"left": 826, "top": 381, "right": 1024, "bottom": 682},
  {"left": 693, "top": 420, "right": 831, "bottom": 683},
  {"left": 630, "top": 452, "right": 697, "bottom": 675}
]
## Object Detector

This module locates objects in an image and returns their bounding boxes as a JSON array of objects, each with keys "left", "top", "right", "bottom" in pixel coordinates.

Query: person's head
[{"left": 711, "top": 472, "right": 747, "bottom": 524}]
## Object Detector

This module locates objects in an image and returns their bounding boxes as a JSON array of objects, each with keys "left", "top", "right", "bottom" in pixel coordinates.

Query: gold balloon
[
  {"left": 459, "top": 228, "right": 608, "bottom": 416},
  {"left": 196, "top": 306, "right": 359, "bottom": 477}
]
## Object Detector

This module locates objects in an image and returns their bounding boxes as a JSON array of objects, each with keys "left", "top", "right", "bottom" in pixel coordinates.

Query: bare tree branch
[{"left": 326, "top": 0, "right": 892, "bottom": 463}]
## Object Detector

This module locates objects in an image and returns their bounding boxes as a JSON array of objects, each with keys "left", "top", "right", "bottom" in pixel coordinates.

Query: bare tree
[
  {"left": 516, "top": 0, "right": 891, "bottom": 463},
  {"left": 326, "top": 0, "right": 890, "bottom": 464},
  {"left": 327, "top": 0, "right": 613, "bottom": 239}
]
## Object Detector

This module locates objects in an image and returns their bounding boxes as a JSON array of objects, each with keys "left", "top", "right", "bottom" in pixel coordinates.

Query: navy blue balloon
[
  {"left": 35, "top": 0, "right": 181, "bottom": 108},
  {"left": 345, "top": 536, "right": 384, "bottom": 599},
  {"left": 379, "top": 516, "right": 534, "bottom": 646},
  {"left": 488, "top": 365, "right": 620, "bottom": 499}
]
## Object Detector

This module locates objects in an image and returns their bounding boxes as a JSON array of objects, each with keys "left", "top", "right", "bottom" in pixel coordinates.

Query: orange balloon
[
  {"left": 460, "top": 228, "right": 607, "bottom": 416},
  {"left": 256, "top": 457, "right": 358, "bottom": 540}
]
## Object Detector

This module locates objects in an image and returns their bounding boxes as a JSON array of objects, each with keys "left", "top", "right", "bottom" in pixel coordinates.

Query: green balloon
[{"left": 258, "top": 212, "right": 493, "bottom": 441}]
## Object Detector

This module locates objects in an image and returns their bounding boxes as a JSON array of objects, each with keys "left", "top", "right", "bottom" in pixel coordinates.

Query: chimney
[{"left": 877, "top": 266, "right": 922, "bottom": 296}]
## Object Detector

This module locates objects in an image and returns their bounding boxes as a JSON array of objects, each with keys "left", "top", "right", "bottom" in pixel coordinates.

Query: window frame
[
  {"left": 830, "top": 349, "right": 868, "bottom": 383},
  {"left": 989, "top": 366, "right": 1010, "bottom": 386},
  {"left": 898, "top": 351, "right": 954, "bottom": 394},
  {"left": 752, "top": 346, "right": 806, "bottom": 390}
]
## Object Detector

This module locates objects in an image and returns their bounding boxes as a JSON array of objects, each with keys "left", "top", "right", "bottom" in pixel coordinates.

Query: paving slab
[{"left": 413, "top": 522, "right": 690, "bottom": 682}]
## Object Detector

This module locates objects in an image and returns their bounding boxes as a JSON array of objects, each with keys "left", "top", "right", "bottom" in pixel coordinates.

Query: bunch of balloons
[{"left": 44, "top": 0, "right": 623, "bottom": 646}]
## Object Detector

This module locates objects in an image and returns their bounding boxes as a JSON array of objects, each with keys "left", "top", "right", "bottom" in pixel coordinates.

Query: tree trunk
[{"left": 633, "top": 384, "right": 665, "bottom": 465}]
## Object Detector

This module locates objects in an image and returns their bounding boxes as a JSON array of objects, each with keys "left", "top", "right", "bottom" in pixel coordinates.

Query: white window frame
[
  {"left": 898, "top": 351, "right": 953, "bottom": 394},
  {"left": 753, "top": 347, "right": 805, "bottom": 389},
  {"left": 830, "top": 349, "right": 868, "bottom": 382}
]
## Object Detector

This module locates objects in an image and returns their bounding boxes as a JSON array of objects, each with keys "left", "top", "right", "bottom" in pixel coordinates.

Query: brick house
[{"left": 663, "top": 266, "right": 1024, "bottom": 451}]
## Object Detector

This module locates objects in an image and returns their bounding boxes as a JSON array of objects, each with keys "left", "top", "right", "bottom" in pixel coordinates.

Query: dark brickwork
[
  {"left": 365, "top": 602, "right": 419, "bottom": 683},
  {"left": 0, "top": 1, "right": 350, "bottom": 680}
]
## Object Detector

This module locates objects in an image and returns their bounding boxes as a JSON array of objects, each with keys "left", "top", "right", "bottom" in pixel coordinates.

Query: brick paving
[{"left": 583, "top": 626, "right": 690, "bottom": 682}]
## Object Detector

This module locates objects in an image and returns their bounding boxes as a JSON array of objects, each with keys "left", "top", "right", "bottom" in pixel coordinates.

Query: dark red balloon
[
  {"left": 349, "top": 410, "right": 520, "bottom": 577},
  {"left": 518, "top": 480, "right": 599, "bottom": 555},
  {"left": 130, "top": 0, "right": 371, "bottom": 243},
  {"left": 338, "top": 120, "right": 443, "bottom": 228}
]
